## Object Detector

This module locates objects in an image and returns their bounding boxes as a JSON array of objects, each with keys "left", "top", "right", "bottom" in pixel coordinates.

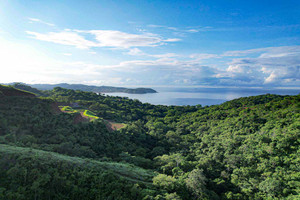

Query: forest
[
  {"left": 8, "top": 82, "right": 157, "bottom": 94},
  {"left": 0, "top": 84, "right": 299, "bottom": 200}
]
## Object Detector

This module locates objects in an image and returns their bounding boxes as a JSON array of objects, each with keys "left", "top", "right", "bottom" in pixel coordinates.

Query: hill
[
  {"left": 10, "top": 82, "right": 45, "bottom": 96},
  {"left": 0, "top": 144, "right": 155, "bottom": 199},
  {"left": 0, "top": 85, "right": 299, "bottom": 199},
  {"left": 29, "top": 83, "right": 158, "bottom": 94},
  {"left": 0, "top": 85, "right": 35, "bottom": 97}
]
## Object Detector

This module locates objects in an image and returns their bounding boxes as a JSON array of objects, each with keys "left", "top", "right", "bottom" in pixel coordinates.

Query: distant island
[{"left": 6, "top": 83, "right": 157, "bottom": 94}]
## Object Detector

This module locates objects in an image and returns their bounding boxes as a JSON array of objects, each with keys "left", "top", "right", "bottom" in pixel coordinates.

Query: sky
[{"left": 0, "top": 0, "right": 300, "bottom": 87}]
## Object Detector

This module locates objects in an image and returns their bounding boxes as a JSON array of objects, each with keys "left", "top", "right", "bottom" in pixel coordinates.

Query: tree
[
  {"left": 153, "top": 174, "right": 177, "bottom": 192},
  {"left": 165, "top": 192, "right": 182, "bottom": 200},
  {"left": 185, "top": 169, "right": 208, "bottom": 199},
  {"left": 155, "top": 153, "right": 185, "bottom": 175}
]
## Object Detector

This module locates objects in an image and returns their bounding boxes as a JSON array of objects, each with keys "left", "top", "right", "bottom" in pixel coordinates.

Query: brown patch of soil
[
  {"left": 54, "top": 105, "right": 90, "bottom": 124},
  {"left": 104, "top": 122, "right": 114, "bottom": 132},
  {"left": 51, "top": 103, "right": 62, "bottom": 114},
  {"left": 73, "top": 113, "right": 89, "bottom": 124},
  {"left": 105, "top": 120, "right": 125, "bottom": 131}
]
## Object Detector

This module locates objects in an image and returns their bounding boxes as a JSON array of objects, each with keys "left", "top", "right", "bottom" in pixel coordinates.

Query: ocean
[{"left": 103, "top": 87, "right": 300, "bottom": 106}]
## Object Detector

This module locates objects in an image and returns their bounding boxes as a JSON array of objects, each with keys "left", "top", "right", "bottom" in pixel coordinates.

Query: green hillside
[
  {"left": 0, "top": 144, "right": 155, "bottom": 200},
  {"left": 28, "top": 83, "right": 158, "bottom": 94},
  {"left": 0, "top": 84, "right": 299, "bottom": 199},
  {"left": 10, "top": 82, "right": 45, "bottom": 96},
  {"left": 0, "top": 144, "right": 155, "bottom": 183},
  {"left": 0, "top": 85, "right": 36, "bottom": 97}
]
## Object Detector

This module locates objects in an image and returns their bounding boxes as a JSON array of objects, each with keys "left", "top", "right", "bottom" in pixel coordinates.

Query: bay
[{"left": 103, "top": 87, "right": 300, "bottom": 106}]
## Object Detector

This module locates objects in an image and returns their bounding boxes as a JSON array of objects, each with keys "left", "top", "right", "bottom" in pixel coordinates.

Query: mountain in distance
[
  {"left": 4, "top": 82, "right": 157, "bottom": 94},
  {"left": 29, "top": 83, "right": 158, "bottom": 94}
]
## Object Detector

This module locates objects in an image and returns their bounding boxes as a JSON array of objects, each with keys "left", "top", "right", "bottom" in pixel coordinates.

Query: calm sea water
[{"left": 104, "top": 87, "right": 300, "bottom": 106}]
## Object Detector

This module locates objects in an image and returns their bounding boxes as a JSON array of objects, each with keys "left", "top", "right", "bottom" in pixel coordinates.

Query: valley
[{"left": 0, "top": 84, "right": 299, "bottom": 199}]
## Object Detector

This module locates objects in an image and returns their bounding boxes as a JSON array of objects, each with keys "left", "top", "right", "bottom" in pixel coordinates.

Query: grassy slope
[
  {"left": 83, "top": 110, "right": 99, "bottom": 119},
  {"left": 0, "top": 85, "right": 36, "bottom": 97},
  {"left": 59, "top": 105, "right": 126, "bottom": 130},
  {"left": 0, "top": 144, "right": 155, "bottom": 184}
]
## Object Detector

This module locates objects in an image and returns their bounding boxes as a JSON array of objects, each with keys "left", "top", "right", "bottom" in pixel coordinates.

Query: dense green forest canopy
[{"left": 0, "top": 84, "right": 299, "bottom": 200}]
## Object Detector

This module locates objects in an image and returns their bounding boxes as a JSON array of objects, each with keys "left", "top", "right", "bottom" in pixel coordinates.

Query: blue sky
[{"left": 0, "top": 0, "right": 299, "bottom": 87}]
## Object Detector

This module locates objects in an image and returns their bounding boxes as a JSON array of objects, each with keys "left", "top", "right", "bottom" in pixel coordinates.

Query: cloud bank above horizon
[{"left": 0, "top": 1, "right": 299, "bottom": 87}]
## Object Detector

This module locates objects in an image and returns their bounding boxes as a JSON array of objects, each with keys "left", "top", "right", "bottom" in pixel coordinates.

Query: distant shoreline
[{"left": 5, "top": 83, "right": 158, "bottom": 94}]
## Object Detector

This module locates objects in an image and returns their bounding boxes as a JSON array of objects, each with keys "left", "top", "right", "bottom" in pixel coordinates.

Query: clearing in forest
[
  {"left": 105, "top": 120, "right": 126, "bottom": 131},
  {"left": 58, "top": 105, "right": 126, "bottom": 131}
]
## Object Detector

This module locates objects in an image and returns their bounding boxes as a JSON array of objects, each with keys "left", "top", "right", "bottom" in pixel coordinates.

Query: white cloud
[
  {"left": 217, "top": 46, "right": 300, "bottom": 86},
  {"left": 2, "top": 32, "right": 299, "bottom": 87},
  {"left": 222, "top": 46, "right": 300, "bottom": 57},
  {"left": 26, "top": 31, "right": 98, "bottom": 49},
  {"left": 100, "top": 46, "right": 300, "bottom": 86},
  {"left": 85, "top": 30, "right": 180, "bottom": 48},
  {"left": 167, "top": 27, "right": 178, "bottom": 31},
  {"left": 164, "top": 38, "right": 181, "bottom": 42},
  {"left": 150, "top": 53, "right": 179, "bottom": 58},
  {"left": 147, "top": 24, "right": 164, "bottom": 28},
  {"left": 62, "top": 53, "right": 72, "bottom": 56},
  {"left": 187, "top": 29, "right": 199, "bottom": 33},
  {"left": 28, "top": 18, "right": 55, "bottom": 27},
  {"left": 126, "top": 48, "right": 145, "bottom": 56},
  {"left": 222, "top": 48, "right": 265, "bottom": 57},
  {"left": 147, "top": 24, "right": 203, "bottom": 35},
  {"left": 125, "top": 48, "right": 179, "bottom": 58},
  {"left": 26, "top": 29, "right": 180, "bottom": 49},
  {"left": 190, "top": 53, "right": 219, "bottom": 60}
]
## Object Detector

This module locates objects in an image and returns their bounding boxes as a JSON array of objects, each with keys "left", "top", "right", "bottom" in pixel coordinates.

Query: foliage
[
  {"left": 185, "top": 169, "right": 209, "bottom": 199},
  {"left": 10, "top": 82, "right": 45, "bottom": 96},
  {"left": 28, "top": 83, "right": 157, "bottom": 94},
  {"left": 0, "top": 144, "right": 155, "bottom": 200},
  {"left": 0, "top": 84, "right": 299, "bottom": 199}
]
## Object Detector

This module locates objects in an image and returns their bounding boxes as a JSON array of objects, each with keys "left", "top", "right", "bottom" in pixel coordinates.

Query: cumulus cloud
[
  {"left": 217, "top": 46, "right": 300, "bottom": 86},
  {"left": 126, "top": 48, "right": 145, "bottom": 56},
  {"left": 4, "top": 30, "right": 300, "bottom": 87},
  {"left": 83, "top": 57, "right": 221, "bottom": 86}
]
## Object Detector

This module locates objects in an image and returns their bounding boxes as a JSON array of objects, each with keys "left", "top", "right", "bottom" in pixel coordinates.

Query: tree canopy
[{"left": 0, "top": 85, "right": 299, "bottom": 199}]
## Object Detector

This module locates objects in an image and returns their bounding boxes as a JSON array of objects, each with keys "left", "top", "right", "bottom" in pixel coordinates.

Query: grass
[
  {"left": 0, "top": 144, "right": 155, "bottom": 184},
  {"left": 117, "top": 123, "right": 127, "bottom": 130},
  {"left": 59, "top": 106, "right": 98, "bottom": 119},
  {"left": 59, "top": 106, "right": 77, "bottom": 113},
  {"left": 59, "top": 106, "right": 125, "bottom": 127},
  {"left": 83, "top": 110, "right": 99, "bottom": 119}
]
